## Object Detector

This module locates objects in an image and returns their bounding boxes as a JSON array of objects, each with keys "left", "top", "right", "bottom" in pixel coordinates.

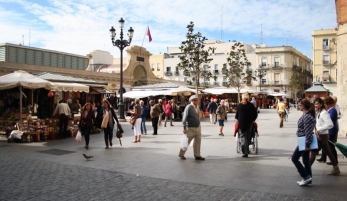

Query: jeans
[
  {"left": 141, "top": 117, "right": 147, "bottom": 134},
  {"left": 292, "top": 146, "right": 312, "bottom": 178},
  {"left": 81, "top": 126, "right": 92, "bottom": 146},
  {"left": 151, "top": 117, "right": 159, "bottom": 134}
]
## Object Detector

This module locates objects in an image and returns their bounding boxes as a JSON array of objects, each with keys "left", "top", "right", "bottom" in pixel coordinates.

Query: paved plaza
[{"left": 0, "top": 108, "right": 347, "bottom": 201}]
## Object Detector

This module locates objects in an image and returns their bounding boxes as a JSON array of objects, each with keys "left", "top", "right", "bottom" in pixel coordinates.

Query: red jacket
[{"left": 234, "top": 121, "right": 259, "bottom": 137}]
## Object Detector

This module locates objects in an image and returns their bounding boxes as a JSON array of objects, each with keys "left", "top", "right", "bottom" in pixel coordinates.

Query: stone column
[{"left": 336, "top": 0, "right": 347, "bottom": 137}]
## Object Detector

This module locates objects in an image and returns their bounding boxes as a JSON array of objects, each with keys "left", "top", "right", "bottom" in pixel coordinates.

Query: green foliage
[
  {"left": 288, "top": 72, "right": 304, "bottom": 96},
  {"left": 177, "top": 21, "right": 215, "bottom": 88}
]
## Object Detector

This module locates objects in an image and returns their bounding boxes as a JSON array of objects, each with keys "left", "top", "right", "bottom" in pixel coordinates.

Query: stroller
[{"left": 235, "top": 121, "right": 259, "bottom": 154}]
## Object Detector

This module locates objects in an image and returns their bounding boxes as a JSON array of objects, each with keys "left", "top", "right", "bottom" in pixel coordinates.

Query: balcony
[
  {"left": 165, "top": 71, "right": 173, "bottom": 76},
  {"left": 259, "top": 64, "right": 269, "bottom": 69},
  {"left": 203, "top": 70, "right": 210, "bottom": 74},
  {"left": 183, "top": 70, "right": 189, "bottom": 76},
  {"left": 273, "top": 80, "right": 282, "bottom": 85},
  {"left": 203, "top": 81, "right": 210, "bottom": 85},
  {"left": 292, "top": 65, "right": 302, "bottom": 72},
  {"left": 213, "top": 81, "right": 219, "bottom": 85},
  {"left": 322, "top": 75, "right": 330, "bottom": 82},
  {"left": 246, "top": 82, "right": 252, "bottom": 86},
  {"left": 322, "top": 45, "right": 330, "bottom": 50},
  {"left": 214, "top": 70, "right": 219, "bottom": 74},
  {"left": 174, "top": 71, "right": 180, "bottom": 76},
  {"left": 222, "top": 70, "right": 227, "bottom": 75},
  {"left": 222, "top": 82, "right": 228, "bottom": 86},
  {"left": 322, "top": 60, "right": 330, "bottom": 66},
  {"left": 273, "top": 63, "right": 283, "bottom": 69}
]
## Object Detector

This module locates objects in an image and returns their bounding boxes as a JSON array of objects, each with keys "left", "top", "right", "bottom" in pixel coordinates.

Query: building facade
[
  {"left": 163, "top": 40, "right": 257, "bottom": 88},
  {"left": 255, "top": 45, "right": 313, "bottom": 97},
  {"left": 312, "top": 29, "right": 338, "bottom": 95},
  {"left": 149, "top": 54, "right": 168, "bottom": 79}
]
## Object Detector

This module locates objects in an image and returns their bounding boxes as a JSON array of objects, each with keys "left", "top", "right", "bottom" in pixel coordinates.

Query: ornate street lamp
[
  {"left": 110, "top": 18, "right": 134, "bottom": 120},
  {"left": 255, "top": 69, "right": 267, "bottom": 91}
]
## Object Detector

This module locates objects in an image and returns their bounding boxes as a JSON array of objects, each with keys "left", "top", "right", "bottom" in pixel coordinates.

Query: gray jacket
[{"left": 182, "top": 104, "right": 200, "bottom": 129}]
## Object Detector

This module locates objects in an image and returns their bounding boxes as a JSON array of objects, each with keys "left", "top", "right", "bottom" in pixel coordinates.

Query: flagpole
[{"left": 141, "top": 26, "right": 147, "bottom": 46}]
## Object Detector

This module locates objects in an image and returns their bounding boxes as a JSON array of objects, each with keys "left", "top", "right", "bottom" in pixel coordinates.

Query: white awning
[
  {"left": 49, "top": 82, "right": 89, "bottom": 92},
  {"left": 123, "top": 90, "right": 165, "bottom": 99}
]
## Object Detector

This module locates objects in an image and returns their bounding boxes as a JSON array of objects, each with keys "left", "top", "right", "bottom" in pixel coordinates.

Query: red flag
[{"left": 146, "top": 26, "right": 152, "bottom": 42}]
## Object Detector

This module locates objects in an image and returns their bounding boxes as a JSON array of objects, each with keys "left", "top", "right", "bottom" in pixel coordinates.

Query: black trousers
[
  {"left": 81, "top": 126, "right": 92, "bottom": 146},
  {"left": 320, "top": 134, "right": 338, "bottom": 163},
  {"left": 152, "top": 117, "right": 159, "bottom": 134},
  {"left": 104, "top": 127, "right": 113, "bottom": 146},
  {"left": 59, "top": 114, "right": 68, "bottom": 138},
  {"left": 239, "top": 125, "right": 253, "bottom": 155}
]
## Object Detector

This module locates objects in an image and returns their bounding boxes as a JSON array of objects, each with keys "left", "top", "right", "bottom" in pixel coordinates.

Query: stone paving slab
[{"left": 0, "top": 108, "right": 346, "bottom": 200}]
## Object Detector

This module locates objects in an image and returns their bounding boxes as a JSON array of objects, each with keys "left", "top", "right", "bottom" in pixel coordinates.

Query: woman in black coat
[{"left": 235, "top": 93, "right": 258, "bottom": 157}]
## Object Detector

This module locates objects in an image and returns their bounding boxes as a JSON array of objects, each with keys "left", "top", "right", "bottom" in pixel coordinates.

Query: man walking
[
  {"left": 207, "top": 98, "right": 218, "bottom": 124},
  {"left": 178, "top": 95, "right": 205, "bottom": 161},
  {"left": 52, "top": 100, "right": 71, "bottom": 139},
  {"left": 277, "top": 98, "right": 285, "bottom": 128},
  {"left": 149, "top": 100, "right": 161, "bottom": 135}
]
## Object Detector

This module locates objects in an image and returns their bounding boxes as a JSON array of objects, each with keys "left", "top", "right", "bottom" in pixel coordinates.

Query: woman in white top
[{"left": 309, "top": 98, "right": 340, "bottom": 175}]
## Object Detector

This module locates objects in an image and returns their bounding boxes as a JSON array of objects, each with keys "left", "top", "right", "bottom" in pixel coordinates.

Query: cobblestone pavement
[
  {"left": 0, "top": 108, "right": 346, "bottom": 200},
  {"left": 0, "top": 153, "right": 321, "bottom": 201}
]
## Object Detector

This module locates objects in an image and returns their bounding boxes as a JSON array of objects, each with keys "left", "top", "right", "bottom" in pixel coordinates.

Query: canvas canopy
[
  {"left": 0, "top": 70, "right": 51, "bottom": 90},
  {"left": 123, "top": 90, "right": 165, "bottom": 99},
  {"left": 49, "top": 82, "right": 89, "bottom": 92}
]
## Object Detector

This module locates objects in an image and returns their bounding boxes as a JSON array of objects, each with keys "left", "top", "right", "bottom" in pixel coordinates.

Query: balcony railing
[
  {"left": 213, "top": 82, "right": 219, "bottom": 85},
  {"left": 165, "top": 71, "right": 173, "bottom": 76},
  {"left": 203, "top": 70, "right": 210, "bottom": 74},
  {"left": 322, "top": 76, "right": 330, "bottom": 82},
  {"left": 292, "top": 65, "right": 302, "bottom": 72},
  {"left": 222, "top": 70, "right": 227, "bottom": 75},
  {"left": 322, "top": 45, "right": 330, "bottom": 50},
  {"left": 203, "top": 81, "right": 210, "bottom": 85},
  {"left": 183, "top": 71, "right": 189, "bottom": 76},
  {"left": 174, "top": 71, "right": 180, "bottom": 76},
  {"left": 222, "top": 82, "right": 228, "bottom": 86},
  {"left": 214, "top": 70, "right": 219, "bottom": 74},
  {"left": 273, "top": 63, "right": 283, "bottom": 68},
  {"left": 322, "top": 60, "right": 330, "bottom": 66}
]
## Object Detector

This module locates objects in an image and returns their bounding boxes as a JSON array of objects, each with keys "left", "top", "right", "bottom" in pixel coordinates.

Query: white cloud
[{"left": 0, "top": 0, "right": 336, "bottom": 58}]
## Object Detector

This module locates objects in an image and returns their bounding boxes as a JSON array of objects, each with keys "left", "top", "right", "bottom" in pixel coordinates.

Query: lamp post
[
  {"left": 110, "top": 18, "right": 134, "bottom": 119},
  {"left": 255, "top": 69, "right": 267, "bottom": 91}
]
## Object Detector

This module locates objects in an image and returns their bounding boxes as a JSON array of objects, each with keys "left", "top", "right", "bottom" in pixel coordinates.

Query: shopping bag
[
  {"left": 75, "top": 130, "right": 82, "bottom": 143},
  {"left": 180, "top": 134, "right": 188, "bottom": 151},
  {"left": 101, "top": 114, "right": 109, "bottom": 128}
]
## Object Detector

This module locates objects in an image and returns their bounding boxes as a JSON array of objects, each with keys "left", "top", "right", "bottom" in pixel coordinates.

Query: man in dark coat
[
  {"left": 235, "top": 93, "right": 258, "bottom": 157},
  {"left": 207, "top": 99, "right": 218, "bottom": 124}
]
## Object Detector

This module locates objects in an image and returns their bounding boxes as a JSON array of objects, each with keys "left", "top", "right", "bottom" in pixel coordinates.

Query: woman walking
[
  {"left": 164, "top": 100, "right": 174, "bottom": 127},
  {"left": 284, "top": 99, "right": 290, "bottom": 121},
  {"left": 216, "top": 100, "right": 226, "bottom": 136},
  {"left": 101, "top": 100, "right": 117, "bottom": 149},
  {"left": 78, "top": 102, "right": 96, "bottom": 150},
  {"left": 277, "top": 98, "right": 285, "bottom": 127},
  {"left": 130, "top": 99, "right": 142, "bottom": 143},
  {"left": 291, "top": 99, "right": 315, "bottom": 186},
  {"left": 309, "top": 97, "right": 340, "bottom": 175}
]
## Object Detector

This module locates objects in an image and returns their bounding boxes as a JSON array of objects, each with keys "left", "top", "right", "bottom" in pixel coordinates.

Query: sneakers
[
  {"left": 297, "top": 179, "right": 312, "bottom": 186},
  {"left": 297, "top": 177, "right": 312, "bottom": 186},
  {"left": 327, "top": 166, "right": 340, "bottom": 175}
]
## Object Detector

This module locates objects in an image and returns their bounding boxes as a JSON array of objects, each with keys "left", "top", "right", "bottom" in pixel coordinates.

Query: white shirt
[{"left": 315, "top": 109, "right": 333, "bottom": 134}]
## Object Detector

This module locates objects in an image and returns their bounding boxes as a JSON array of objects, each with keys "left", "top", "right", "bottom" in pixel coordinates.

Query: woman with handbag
[
  {"left": 78, "top": 102, "right": 96, "bottom": 150},
  {"left": 291, "top": 99, "right": 315, "bottom": 186},
  {"left": 130, "top": 99, "right": 142, "bottom": 143},
  {"left": 101, "top": 100, "right": 117, "bottom": 149},
  {"left": 309, "top": 97, "right": 340, "bottom": 175}
]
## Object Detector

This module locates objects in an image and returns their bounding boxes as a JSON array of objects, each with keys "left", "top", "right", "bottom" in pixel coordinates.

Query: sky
[{"left": 0, "top": 0, "right": 337, "bottom": 60}]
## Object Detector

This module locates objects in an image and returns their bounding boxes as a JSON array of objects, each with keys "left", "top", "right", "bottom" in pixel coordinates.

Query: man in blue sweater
[
  {"left": 140, "top": 100, "right": 148, "bottom": 135},
  {"left": 178, "top": 95, "right": 205, "bottom": 160}
]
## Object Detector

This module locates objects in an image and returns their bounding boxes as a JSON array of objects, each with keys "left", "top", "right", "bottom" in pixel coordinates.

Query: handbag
[
  {"left": 129, "top": 115, "right": 136, "bottom": 125},
  {"left": 101, "top": 114, "right": 109, "bottom": 128}
]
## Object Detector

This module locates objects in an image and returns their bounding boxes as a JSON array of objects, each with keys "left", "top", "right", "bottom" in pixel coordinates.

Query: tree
[
  {"left": 288, "top": 71, "right": 304, "bottom": 98},
  {"left": 177, "top": 21, "right": 215, "bottom": 96},
  {"left": 222, "top": 42, "right": 254, "bottom": 103}
]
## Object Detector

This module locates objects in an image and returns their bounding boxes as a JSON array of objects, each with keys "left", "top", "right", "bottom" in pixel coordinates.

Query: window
[
  {"left": 214, "top": 64, "right": 218, "bottom": 70},
  {"left": 322, "top": 38, "right": 329, "bottom": 49},
  {"left": 261, "top": 79, "right": 266, "bottom": 84},
  {"left": 274, "top": 73, "right": 280, "bottom": 84},
  {"left": 274, "top": 57, "right": 280, "bottom": 67},
  {"left": 166, "top": 66, "right": 171, "bottom": 72},
  {"left": 157, "top": 63, "right": 160, "bottom": 71},
  {"left": 261, "top": 58, "right": 267, "bottom": 67},
  {"left": 322, "top": 70, "right": 330, "bottom": 81},
  {"left": 322, "top": 54, "right": 330, "bottom": 65}
]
